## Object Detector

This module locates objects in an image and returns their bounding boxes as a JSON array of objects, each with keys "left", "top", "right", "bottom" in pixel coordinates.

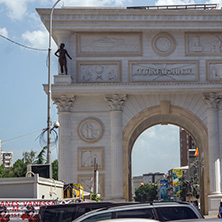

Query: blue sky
[{"left": 0, "top": 0, "right": 216, "bottom": 176}]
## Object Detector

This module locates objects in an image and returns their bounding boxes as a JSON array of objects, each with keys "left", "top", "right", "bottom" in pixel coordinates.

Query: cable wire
[
  {"left": 0, "top": 33, "right": 48, "bottom": 51},
  {"left": 2, "top": 130, "right": 42, "bottom": 145}
]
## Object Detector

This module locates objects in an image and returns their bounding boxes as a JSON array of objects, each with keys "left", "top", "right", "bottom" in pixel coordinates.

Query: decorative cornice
[
  {"left": 52, "top": 95, "right": 75, "bottom": 112},
  {"left": 37, "top": 8, "right": 222, "bottom": 22},
  {"left": 203, "top": 92, "right": 222, "bottom": 109},
  {"left": 105, "top": 94, "right": 127, "bottom": 111},
  {"left": 51, "top": 81, "right": 222, "bottom": 87}
]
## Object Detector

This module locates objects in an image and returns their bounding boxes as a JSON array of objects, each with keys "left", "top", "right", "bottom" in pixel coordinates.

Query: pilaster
[
  {"left": 53, "top": 95, "right": 75, "bottom": 182},
  {"left": 203, "top": 92, "right": 222, "bottom": 194},
  {"left": 105, "top": 94, "right": 127, "bottom": 200}
]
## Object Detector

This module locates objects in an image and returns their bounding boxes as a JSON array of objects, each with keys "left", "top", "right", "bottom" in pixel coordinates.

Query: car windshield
[{"left": 155, "top": 206, "right": 198, "bottom": 221}]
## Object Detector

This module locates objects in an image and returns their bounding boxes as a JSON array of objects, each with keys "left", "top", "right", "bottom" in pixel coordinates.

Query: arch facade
[{"left": 37, "top": 5, "right": 222, "bottom": 215}]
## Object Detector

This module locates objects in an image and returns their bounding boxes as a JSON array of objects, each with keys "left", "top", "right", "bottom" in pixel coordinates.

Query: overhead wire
[
  {"left": 2, "top": 131, "right": 42, "bottom": 145},
  {"left": 0, "top": 33, "right": 48, "bottom": 51}
]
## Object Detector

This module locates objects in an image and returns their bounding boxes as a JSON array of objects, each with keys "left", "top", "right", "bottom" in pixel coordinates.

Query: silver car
[{"left": 72, "top": 201, "right": 204, "bottom": 222}]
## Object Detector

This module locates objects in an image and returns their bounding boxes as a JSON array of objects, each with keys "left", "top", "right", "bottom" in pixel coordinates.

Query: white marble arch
[{"left": 37, "top": 6, "right": 222, "bottom": 216}]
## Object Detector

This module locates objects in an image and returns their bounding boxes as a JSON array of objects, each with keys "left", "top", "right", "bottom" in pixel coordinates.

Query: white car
[{"left": 99, "top": 219, "right": 159, "bottom": 222}]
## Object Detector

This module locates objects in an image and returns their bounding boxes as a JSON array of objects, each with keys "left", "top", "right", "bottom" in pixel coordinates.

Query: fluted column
[
  {"left": 53, "top": 95, "right": 75, "bottom": 183},
  {"left": 203, "top": 92, "right": 222, "bottom": 194},
  {"left": 105, "top": 94, "right": 127, "bottom": 199}
]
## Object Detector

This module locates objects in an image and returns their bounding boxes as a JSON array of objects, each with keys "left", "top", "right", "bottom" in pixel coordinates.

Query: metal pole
[{"left": 47, "top": 0, "right": 61, "bottom": 178}]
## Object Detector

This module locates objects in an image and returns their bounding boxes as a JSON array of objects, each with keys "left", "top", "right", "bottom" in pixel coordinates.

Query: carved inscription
[
  {"left": 130, "top": 61, "right": 198, "bottom": 81},
  {"left": 186, "top": 33, "right": 222, "bottom": 55},
  {"left": 77, "top": 33, "right": 142, "bottom": 56},
  {"left": 77, "top": 62, "right": 120, "bottom": 83}
]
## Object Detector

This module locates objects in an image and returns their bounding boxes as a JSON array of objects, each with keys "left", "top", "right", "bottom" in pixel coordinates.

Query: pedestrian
[
  {"left": 55, "top": 43, "right": 72, "bottom": 75},
  {"left": 218, "top": 201, "right": 222, "bottom": 218}
]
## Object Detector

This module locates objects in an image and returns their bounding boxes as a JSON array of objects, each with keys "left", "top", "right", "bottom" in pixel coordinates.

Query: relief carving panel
[
  {"left": 185, "top": 32, "right": 222, "bottom": 56},
  {"left": 77, "top": 32, "right": 142, "bottom": 56},
  {"left": 78, "top": 118, "right": 104, "bottom": 143},
  {"left": 152, "top": 32, "right": 176, "bottom": 56},
  {"left": 78, "top": 147, "right": 104, "bottom": 171},
  {"left": 129, "top": 60, "right": 199, "bottom": 82},
  {"left": 77, "top": 61, "right": 121, "bottom": 83},
  {"left": 207, "top": 60, "right": 222, "bottom": 81}
]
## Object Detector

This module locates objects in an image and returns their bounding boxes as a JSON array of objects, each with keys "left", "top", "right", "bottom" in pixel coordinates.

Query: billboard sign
[{"left": 172, "top": 169, "right": 183, "bottom": 196}]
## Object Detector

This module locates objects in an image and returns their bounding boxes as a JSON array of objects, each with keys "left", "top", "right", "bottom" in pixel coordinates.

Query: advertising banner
[
  {"left": 0, "top": 200, "right": 56, "bottom": 221},
  {"left": 172, "top": 169, "right": 183, "bottom": 196},
  {"left": 159, "top": 179, "right": 168, "bottom": 199}
]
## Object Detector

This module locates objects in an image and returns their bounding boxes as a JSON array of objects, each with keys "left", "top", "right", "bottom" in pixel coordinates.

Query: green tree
[
  {"left": 12, "top": 159, "right": 27, "bottom": 177},
  {"left": 134, "top": 184, "right": 157, "bottom": 202},
  {"left": 0, "top": 147, "right": 58, "bottom": 179},
  {"left": 23, "top": 150, "right": 36, "bottom": 164},
  {"left": 52, "top": 159, "right": 58, "bottom": 180},
  {"left": 35, "top": 146, "right": 47, "bottom": 164}
]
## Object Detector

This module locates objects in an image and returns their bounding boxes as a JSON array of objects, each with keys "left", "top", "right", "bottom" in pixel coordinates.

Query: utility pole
[
  {"left": 93, "top": 158, "right": 99, "bottom": 194},
  {"left": 47, "top": 0, "right": 61, "bottom": 178}
]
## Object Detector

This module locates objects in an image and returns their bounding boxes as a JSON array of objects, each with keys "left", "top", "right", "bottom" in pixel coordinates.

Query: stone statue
[{"left": 55, "top": 43, "right": 72, "bottom": 75}]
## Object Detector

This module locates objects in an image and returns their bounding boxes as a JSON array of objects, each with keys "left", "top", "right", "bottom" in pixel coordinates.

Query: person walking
[{"left": 218, "top": 201, "right": 222, "bottom": 218}]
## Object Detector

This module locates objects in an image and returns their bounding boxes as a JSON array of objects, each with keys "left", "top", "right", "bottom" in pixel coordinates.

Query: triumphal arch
[{"left": 38, "top": 4, "right": 222, "bottom": 214}]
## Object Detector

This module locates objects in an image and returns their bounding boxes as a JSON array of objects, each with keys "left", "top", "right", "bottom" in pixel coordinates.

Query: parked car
[
  {"left": 72, "top": 201, "right": 204, "bottom": 222},
  {"left": 99, "top": 219, "right": 159, "bottom": 222},
  {"left": 39, "top": 201, "right": 139, "bottom": 222}
]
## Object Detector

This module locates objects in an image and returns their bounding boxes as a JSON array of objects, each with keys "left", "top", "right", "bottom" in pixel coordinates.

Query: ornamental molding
[
  {"left": 105, "top": 94, "right": 127, "bottom": 111},
  {"left": 51, "top": 81, "right": 222, "bottom": 87},
  {"left": 203, "top": 92, "right": 222, "bottom": 109},
  {"left": 52, "top": 95, "right": 75, "bottom": 112},
  {"left": 40, "top": 12, "right": 222, "bottom": 22}
]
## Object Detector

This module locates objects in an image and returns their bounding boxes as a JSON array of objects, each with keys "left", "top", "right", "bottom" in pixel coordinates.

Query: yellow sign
[{"left": 172, "top": 169, "right": 183, "bottom": 196}]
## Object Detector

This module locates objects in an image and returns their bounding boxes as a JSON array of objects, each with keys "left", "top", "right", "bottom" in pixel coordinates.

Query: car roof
[
  {"left": 99, "top": 219, "right": 159, "bottom": 222},
  {"left": 73, "top": 201, "right": 196, "bottom": 221},
  {"left": 167, "top": 219, "right": 220, "bottom": 222}
]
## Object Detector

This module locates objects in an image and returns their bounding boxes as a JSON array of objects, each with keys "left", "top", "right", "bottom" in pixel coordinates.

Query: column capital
[
  {"left": 53, "top": 95, "right": 75, "bottom": 112},
  {"left": 105, "top": 94, "right": 127, "bottom": 111},
  {"left": 203, "top": 92, "right": 222, "bottom": 109}
]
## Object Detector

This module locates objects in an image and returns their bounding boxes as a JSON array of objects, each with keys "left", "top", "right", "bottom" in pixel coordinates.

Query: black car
[{"left": 39, "top": 201, "right": 138, "bottom": 222}]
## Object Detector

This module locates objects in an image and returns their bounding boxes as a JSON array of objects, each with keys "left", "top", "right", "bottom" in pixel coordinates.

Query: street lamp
[{"left": 47, "top": 0, "right": 61, "bottom": 178}]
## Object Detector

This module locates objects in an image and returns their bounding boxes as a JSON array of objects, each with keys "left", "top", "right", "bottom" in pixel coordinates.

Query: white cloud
[
  {"left": 62, "top": 0, "right": 131, "bottom": 7},
  {"left": 0, "top": 0, "right": 34, "bottom": 20},
  {"left": 22, "top": 29, "right": 58, "bottom": 54},
  {"left": 0, "top": 27, "right": 8, "bottom": 38},
  {"left": 155, "top": 0, "right": 196, "bottom": 5},
  {"left": 206, "top": 0, "right": 222, "bottom": 8},
  {"left": 22, "top": 30, "right": 49, "bottom": 49},
  {"left": 132, "top": 124, "right": 180, "bottom": 176}
]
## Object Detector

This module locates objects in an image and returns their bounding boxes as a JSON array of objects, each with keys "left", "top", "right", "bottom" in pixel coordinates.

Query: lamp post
[{"left": 47, "top": 0, "right": 61, "bottom": 178}]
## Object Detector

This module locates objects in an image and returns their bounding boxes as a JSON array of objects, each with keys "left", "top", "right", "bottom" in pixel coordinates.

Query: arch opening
[
  {"left": 122, "top": 105, "right": 208, "bottom": 214},
  {"left": 131, "top": 124, "right": 199, "bottom": 205}
]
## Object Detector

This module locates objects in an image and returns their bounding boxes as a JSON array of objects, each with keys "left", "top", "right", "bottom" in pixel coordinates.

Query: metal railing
[{"left": 127, "top": 4, "right": 218, "bottom": 10}]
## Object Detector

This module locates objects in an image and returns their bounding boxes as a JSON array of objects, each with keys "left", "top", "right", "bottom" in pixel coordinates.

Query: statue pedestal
[
  {"left": 208, "top": 194, "right": 222, "bottom": 216},
  {"left": 54, "top": 75, "right": 72, "bottom": 84}
]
